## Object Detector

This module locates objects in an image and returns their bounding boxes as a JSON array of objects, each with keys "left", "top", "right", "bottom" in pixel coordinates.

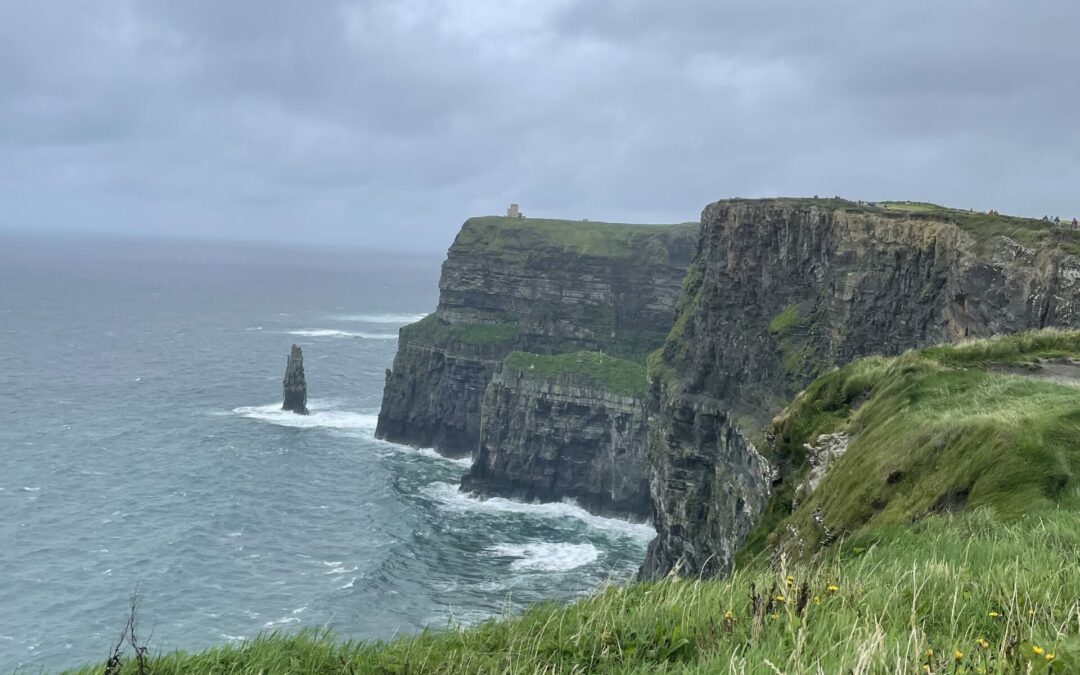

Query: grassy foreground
[{"left": 74, "top": 332, "right": 1080, "bottom": 674}]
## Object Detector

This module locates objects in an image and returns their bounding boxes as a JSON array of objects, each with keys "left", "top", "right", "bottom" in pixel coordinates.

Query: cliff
[
  {"left": 375, "top": 216, "right": 697, "bottom": 459},
  {"left": 460, "top": 351, "right": 651, "bottom": 519},
  {"left": 643, "top": 198, "right": 1080, "bottom": 578}
]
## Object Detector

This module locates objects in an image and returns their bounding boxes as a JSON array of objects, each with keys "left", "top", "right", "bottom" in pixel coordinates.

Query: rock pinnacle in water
[{"left": 282, "top": 344, "right": 309, "bottom": 415}]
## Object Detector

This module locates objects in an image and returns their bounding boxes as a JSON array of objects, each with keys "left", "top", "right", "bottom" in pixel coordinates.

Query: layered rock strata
[
  {"left": 376, "top": 216, "right": 697, "bottom": 459},
  {"left": 642, "top": 198, "right": 1080, "bottom": 579},
  {"left": 461, "top": 355, "right": 651, "bottom": 519}
]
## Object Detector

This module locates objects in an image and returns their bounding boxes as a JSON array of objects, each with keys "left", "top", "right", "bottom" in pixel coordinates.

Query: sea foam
[
  {"left": 422, "top": 482, "right": 656, "bottom": 540},
  {"left": 232, "top": 402, "right": 378, "bottom": 432},
  {"left": 486, "top": 542, "right": 600, "bottom": 572},
  {"left": 287, "top": 329, "right": 397, "bottom": 339},
  {"left": 331, "top": 313, "right": 428, "bottom": 324}
]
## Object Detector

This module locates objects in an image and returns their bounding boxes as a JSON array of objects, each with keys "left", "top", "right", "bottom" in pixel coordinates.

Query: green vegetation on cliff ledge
[
  {"left": 400, "top": 313, "right": 520, "bottom": 347},
  {"left": 79, "top": 331, "right": 1080, "bottom": 674},
  {"left": 503, "top": 350, "right": 648, "bottom": 398},
  {"left": 876, "top": 200, "right": 1080, "bottom": 255},
  {"left": 456, "top": 216, "right": 698, "bottom": 260}
]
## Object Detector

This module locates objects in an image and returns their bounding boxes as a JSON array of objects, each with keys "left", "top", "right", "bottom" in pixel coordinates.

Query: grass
[
  {"left": 399, "top": 313, "right": 521, "bottom": 348},
  {"left": 72, "top": 511, "right": 1080, "bottom": 674},
  {"left": 876, "top": 201, "right": 1080, "bottom": 256},
  {"left": 503, "top": 350, "right": 648, "bottom": 398},
  {"left": 455, "top": 216, "right": 698, "bottom": 261},
  {"left": 74, "top": 331, "right": 1080, "bottom": 674},
  {"left": 767, "top": 304, "right": 803, "bottom": 334},
  {"left": 762, "top": 329, "right": 1080, "bottom": 557}
]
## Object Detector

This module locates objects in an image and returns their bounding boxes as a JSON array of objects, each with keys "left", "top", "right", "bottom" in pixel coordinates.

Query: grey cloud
[{"left": 1, "top": 0, "right": 1078, "bottom": 250}]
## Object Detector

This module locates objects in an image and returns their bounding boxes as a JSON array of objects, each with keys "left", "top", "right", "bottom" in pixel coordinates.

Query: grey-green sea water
[{"left": 0, "top": 234, "right": 653, "bottom": 673}]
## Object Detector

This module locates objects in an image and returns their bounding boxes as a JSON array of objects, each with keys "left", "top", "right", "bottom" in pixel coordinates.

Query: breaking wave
[
  {"left": 422, "top": 482, "right": 655, "bottom": 540},
  {"left": 287, "top": 329, "right": 397, "bottom": 339},
  {"left": 486, "top": 542, "right": 600, "bottom": 572}
]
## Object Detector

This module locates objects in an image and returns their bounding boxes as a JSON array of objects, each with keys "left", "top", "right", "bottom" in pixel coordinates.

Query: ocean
[{"left": 0, "top": 234, "right": 653, "bottom": 673}]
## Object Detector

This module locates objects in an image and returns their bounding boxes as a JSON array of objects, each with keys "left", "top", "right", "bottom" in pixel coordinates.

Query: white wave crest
[
  {"left": 486, "top": 542, "right": 599, "bottom": 572},
  {"left": 332, "top": 313, "right": 428, "bottom": 324},
  {"left": 422, "top": 482, "right": 656, "bottom": 540},
  {"left": 232, "top": 402, "right": 378, "bottom": 431},
  {"left": 387, "top": 444, "right": 473, "bottom": 468},
  {"left": 287, "top": 329, "right": 397, "bottom": 339}
]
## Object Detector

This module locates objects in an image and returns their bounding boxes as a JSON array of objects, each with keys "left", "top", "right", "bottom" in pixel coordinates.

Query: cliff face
[
  {"left": 376, "top": 216, "right": 697, "bottom": 459},
  {"left": 461, "top": 354, "right": 651, "bottom": 519},
  {"left": 643, "top": 199, "right": 1080, "bottom": 579}
]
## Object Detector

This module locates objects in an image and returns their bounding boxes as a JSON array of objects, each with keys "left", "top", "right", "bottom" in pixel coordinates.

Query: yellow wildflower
[
  {"left": 723, "top": 610, "right": 733, "bottom": 620},
  {"left": 826, "top": 584, "right": 839, "bottom": 593},
  {"left": 1032, "top": 646, "right": 1045, "bottom": 656},
  {"left": 925, "top": 648, "right": 934, "bottom": 658},
  {"left": 774, "top": 595, "right": 785, "bottom": 602},
  {"left": 813, "top": 596, "right": 821, "bottom": 605},
  {"left": 988, "top": 611, "right": 1000, "bottom": 618},
  {"left": 1046, "top": 652, "right": 1055, "bottom": 662},
  {"left": 953, "top": 650, "right": 964, "bottom": 661},
  {"left": 975, "top": 637, "right": 989, "bottom": 649},
  {"left": 785, "top": 575, "right": 794, "bottom": 587}
]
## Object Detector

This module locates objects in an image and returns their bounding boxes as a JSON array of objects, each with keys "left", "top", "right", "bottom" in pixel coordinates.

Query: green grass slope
[
  {"left": 455, "top": 216, "right": 698, "bottom": 261},
  {"left": 502, "top": 351, "right": 648, "bottom": 398},
  {"left": 74, "top": 331, "right": 1080, "bottom": 674}
]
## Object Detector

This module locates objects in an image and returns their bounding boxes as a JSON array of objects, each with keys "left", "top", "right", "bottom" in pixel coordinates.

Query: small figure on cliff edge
[{"left": 282, "top": 344, "right": 309, "bottom": 415}]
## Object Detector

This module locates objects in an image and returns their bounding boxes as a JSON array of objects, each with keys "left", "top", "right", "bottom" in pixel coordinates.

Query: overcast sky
[{"left": 2, "top": 1, "right": 1078, "bottom": 252}]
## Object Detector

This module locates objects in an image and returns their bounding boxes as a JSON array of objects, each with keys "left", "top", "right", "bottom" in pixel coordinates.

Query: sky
[{"left": 2, "top": 1, "right": 1078, "bottom": 253}]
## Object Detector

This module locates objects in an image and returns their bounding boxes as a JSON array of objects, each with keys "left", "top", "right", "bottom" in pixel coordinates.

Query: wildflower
[
  {"left": 813, "top": 596, "right": 821, "bottom": 605},
  {"left": 785, "top": 575, "right": 794, "bottom": 587},
  {"left": 826, "top": 584, "right": 839, "bottom": 593},
  {"left": 925, "top": 648, "right": 933, "bottom": 658},
  {"left": 1046, "top": 652, "right": 1055, "bottom": 662},
  {"left": 975, "top": 637, "right": 989, "bottom": 649},
  {"left": 774, "top": 595, "right": 786, "bottom": 602},
  {"left": 953, "top": 650, "right": 963, "bottom": 661},
  {"left": 987, "top": 611, "right": 1000, "bottom": 618},
  {"left": 723, "top": 610, "right": 733, "bottom": 620},
  {"left": 1032, "top": 646, "right": 1045, "bottom": 656}
]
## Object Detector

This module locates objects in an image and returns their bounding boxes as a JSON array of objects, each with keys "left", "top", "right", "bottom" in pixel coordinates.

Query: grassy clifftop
[
  {"left": 454, "top": 216, "right": 698, "bottom": 261},
  {"left": 754, "top": 330, "right": 1080, "bottom": 560}
]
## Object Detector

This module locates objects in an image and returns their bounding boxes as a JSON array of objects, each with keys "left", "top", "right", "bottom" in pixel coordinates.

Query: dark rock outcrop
[
  {"left": 642, "top": 198, "right": 1080, "bottom": 579},
  {"left": 375, "top": 216, "right": 697, "bottom": 459},
  {"left": 461, "top": 365, "right": 651, "bottom": 520},
  {"left": 282, "top": 344, "right": 308, "bottom": 415}
]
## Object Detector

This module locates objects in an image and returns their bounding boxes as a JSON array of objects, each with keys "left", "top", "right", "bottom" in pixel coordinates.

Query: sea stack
[{"left": 282, "top": 344, "right": 309, "bottom": 415}]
